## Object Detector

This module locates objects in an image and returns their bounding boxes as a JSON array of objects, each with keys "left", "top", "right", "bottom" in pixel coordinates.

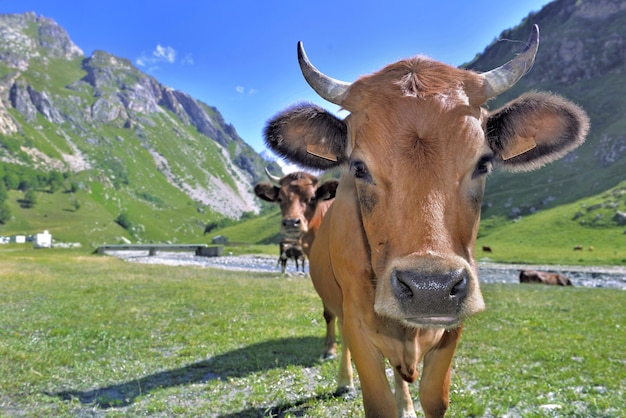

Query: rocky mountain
[
  {"left": 0, "top": 12, "right": 279, "bottom": 224},
  {"left": 465, "top": 0, "right": 626, "bottom": 219}
]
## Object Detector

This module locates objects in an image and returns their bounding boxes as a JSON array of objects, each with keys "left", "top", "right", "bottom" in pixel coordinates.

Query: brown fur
[{"left": 264, "top": 36, "right": 588, "bottom": 417}]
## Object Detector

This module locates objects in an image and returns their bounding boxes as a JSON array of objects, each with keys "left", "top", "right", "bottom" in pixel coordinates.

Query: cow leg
[
  {"left": 334, "top": 327, "right": 354, "bottom": 397},
  {"left": 344, "top": 323, "right": 396, "bottom": 417},
  {"left": 393, "top": 369, "right": 417, "bottom": 418},
  {"left": 321, "top": 306, "right": 338, "bottom": 360},
  {"left": 419, "top": 327, "right": 462, "bottom": 418}
]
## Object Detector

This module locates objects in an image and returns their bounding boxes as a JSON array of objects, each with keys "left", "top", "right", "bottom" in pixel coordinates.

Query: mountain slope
[
  {"left": 465, "top": 0, "right": 626, "bottom": 219},
  {"left": 0, "top": 12, "right": 279, "bottom": 224},
  {"left": 0, "top": 12, "right": 285, "bottom": 244}
]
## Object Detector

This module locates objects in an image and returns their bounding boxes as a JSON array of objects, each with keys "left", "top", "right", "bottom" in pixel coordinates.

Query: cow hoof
[
  {"left": 333, "top": 385, "right": 356, "bottom": 399},
  {"left": 320, "top": 351, "right": 337, "bottom": 362}
]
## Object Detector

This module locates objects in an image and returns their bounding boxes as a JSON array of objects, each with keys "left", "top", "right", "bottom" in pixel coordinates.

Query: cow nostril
[
  {"left": 391, "top": 270, "right": 414, "bottom": 299},
  {"left": 450, "top": 271, "right": 468, "bottom": 298},
  {"left": 282, "top": 219, "right": 298, "bottom": 228}
]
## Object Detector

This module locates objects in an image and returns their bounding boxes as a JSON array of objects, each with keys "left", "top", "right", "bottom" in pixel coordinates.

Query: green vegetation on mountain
[
  {"left": 0, "top": 12, "right": 282, "bottom": 247},
  {"left": 1, "top": 1, "right": 625, "bottom": 260},
  {"left": 466, "top": 0, "right": 626, "bottom": 220}
]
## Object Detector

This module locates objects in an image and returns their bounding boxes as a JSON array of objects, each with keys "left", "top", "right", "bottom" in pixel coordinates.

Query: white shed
[
  {"left": 34, "top": 230, "right": 52, "bottom": 249},
  {"left": 11, "top": 235, "right": 26, "bottom": 244}
]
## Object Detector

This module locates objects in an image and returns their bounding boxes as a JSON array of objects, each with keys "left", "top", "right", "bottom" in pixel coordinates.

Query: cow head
[
  {"left": 264, "top": 25, "right": 589, "bottom": 328},
  {"left": 254, "top": 168, "right": 338, "bottom": 238}
]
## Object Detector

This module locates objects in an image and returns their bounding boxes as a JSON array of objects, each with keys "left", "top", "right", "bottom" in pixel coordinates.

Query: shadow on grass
[
  {"left": 50, "top": 336, "right": 324, "bottom": 408},
  {"left": 217, "top": 392, "right": 341, "bottom": 418}
]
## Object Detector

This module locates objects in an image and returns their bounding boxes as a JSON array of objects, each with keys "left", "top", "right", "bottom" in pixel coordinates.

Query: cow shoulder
[
  {"left": 264, "top": 103, "right": 348, "bottom": 170},
  {"left": 254, "top": 182, "right": 279, "bottom": 202},
  {"left": 486, "top": 92, "right": 590, "bottom": 172}
]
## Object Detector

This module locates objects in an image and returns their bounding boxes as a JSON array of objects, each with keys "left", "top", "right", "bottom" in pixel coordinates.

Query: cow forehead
[
  {"left": 278, "top": 178, "right": 317, "bottom": 201},
  {"left": 343, "top": 58, "right": 486, "bottom": 157},
  {"left": 347, "top": 98, "right": 487, "bottom": 169}
]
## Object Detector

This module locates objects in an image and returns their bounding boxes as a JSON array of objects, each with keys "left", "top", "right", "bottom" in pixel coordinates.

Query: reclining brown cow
[
  {"left": 254, "top": 168, "right": 340, "bottom": 359},
  {"left": 520, "top": 270, "right": 572, "bottom": 286},
  {"left": 263, "top": 24, "right": 588, "bottom": 417}
]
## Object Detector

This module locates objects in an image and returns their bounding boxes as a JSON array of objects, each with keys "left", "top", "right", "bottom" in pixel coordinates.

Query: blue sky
[{"left": 2, "top": 1, "right": 551, "bottom": 153}]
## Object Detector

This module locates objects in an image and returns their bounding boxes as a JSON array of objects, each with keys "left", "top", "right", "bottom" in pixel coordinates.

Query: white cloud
[
  {"left": 154, "top": 44, "right": 176, "bottom": 63},
  {"left": 136, "top": 44, "right": 190, "bottom": 70},
  {"left": 235, "top": 86, "right": 259, "bottom": 95}
]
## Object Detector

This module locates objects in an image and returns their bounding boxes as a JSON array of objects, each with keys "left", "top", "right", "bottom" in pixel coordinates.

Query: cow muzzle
[
  {"left": 281, "top": 218, "right": 306, "bottom": 237},
  {"left": 375, "top": 255, "right": 484, "bottom": 328}
]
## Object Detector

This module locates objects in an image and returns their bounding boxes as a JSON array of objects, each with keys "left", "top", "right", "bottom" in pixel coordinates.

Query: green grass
[
  {"left": 476, "top": 184, "right": 626, "bottom": 266},
  {"left": 1, "top": 247, "right": 624, "bottom": 417}
]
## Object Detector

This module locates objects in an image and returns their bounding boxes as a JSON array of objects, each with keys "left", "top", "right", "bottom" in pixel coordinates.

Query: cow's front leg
[
  {"left": 419, "top": 327, "right": 462, "bottom": 418},
  {"left": 344, "top": 320, "right": 395, "bottom": 417},
  {"left": 393, "top": 368, "right": 417, "bottom": 418}
]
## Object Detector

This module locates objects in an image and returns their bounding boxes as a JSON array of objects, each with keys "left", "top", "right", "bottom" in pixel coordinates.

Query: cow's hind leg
[
  {"left": 419, "top": 327, "right": 462, "bottom": 418},
  {"left": 321, "top": 306, "right": 338, "bottom": 360},
  {"left": 334, "top": 330, "right": 354, "bottom": 398}
]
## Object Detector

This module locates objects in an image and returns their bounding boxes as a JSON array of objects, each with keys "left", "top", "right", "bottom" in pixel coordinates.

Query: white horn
[
  {"left": 482, "top": 24, "right": 540, "bottom": 98},
  {"left": 264, "top": 167, "right": 282, "bottom": 186},
  {"left": 297, "top": 41, "right": 351, "bottom": 105}
]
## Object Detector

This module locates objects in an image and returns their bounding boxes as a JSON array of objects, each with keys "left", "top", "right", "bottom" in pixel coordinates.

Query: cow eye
[
  {"left": 473, "top": 155, "right": 494, "bottom": 178},
  {"left": 350, "top": 160, "right": 372, "bottom": 182}
]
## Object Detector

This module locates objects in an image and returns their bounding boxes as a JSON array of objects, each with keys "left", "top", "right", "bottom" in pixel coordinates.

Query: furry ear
[
  {"left": 253, "top": 182, "right": 279, "bottom": 202},
  {"left": 315, "top": 179, "right": 339, "bottom": 201},
  {"left": 264, "top": 103, "right": 349, "bottom": 170},
  {"left": 486, "top": 92, "right": 589, "bottom": 172}
]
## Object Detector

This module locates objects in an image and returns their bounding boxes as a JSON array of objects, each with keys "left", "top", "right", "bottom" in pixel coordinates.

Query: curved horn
[
  {"left": 264, "top": 167, "right": 282, "bottom": 186},
  {"left": 297, "top": 41, "right": 351, "bottom": 105},
  {"left": 482, "top": 24, "right": 540, "bottom": 98}
]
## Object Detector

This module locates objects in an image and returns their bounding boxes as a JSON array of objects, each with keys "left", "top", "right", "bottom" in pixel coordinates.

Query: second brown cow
[{"left": 254, "top": 168, "right": 339, "bottom": 359}]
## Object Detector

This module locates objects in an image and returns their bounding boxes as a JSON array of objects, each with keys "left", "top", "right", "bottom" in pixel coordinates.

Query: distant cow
[
  {"left": 278, "top": 237, "right": 306, "bottom": 273},
  {"left": 255, "top": 168, "right": 339, "bottom": 359},
  {"left": 263, "top": 24, "right": 588, "bottom": 417},
  {"left": 254, "top": 168, "right": 338, "bottom": 256},
  {"left": 482, "top": 246, "right": 492, "bottom": 253},
  {"left": 520, "top": 270, "right": 572, "bottom": 286},
  {"left": 574, "top": 245, "right": 583, "bottom": 251}
]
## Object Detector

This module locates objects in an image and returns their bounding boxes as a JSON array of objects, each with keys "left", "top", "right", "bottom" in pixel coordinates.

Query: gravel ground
[{"left": 106, "top": 251, "right": 626, "bottom": 290}]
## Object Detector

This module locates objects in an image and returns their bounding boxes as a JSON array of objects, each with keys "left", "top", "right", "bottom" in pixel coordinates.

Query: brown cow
[
  {"left": 254, "top": 168, "right": 340, "bottom": 359},
  {"left": 520, "top": 270, "right": 572, "bottom": 286},
  {"left": 263, "top": 25, "right": 589, "bottom": 417},
  {"left": 277, "top": 236, "right": 306, "bottom": 273}
]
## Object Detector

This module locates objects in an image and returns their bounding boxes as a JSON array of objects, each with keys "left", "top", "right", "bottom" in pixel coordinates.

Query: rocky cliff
[
  {"left": 466, "top": 0, "right": 626, "bottom": 218},
  {"left": 0, "top": 12, "right": 276, "bottom": 219}
]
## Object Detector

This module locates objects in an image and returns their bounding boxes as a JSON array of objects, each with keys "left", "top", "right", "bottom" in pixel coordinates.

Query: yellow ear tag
[
  {"left": 501, "top": 135, "right": 537, "bottom": 160},
  {"left": 306, "top": 144, "right": 338, "bottom": 162}
]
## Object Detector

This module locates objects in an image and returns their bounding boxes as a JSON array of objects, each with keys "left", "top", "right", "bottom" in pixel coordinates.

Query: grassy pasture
[{"left": 1, "top": 248, "right": 625, "bottom": 417}]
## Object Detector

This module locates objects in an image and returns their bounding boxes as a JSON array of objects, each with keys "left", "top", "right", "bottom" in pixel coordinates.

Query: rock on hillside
[
  {"left": 466, "top": 0, "right": 626, "bottom": 219},
  {"left": 0, "top": 12, "right": 276, "bottom": 218}
]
